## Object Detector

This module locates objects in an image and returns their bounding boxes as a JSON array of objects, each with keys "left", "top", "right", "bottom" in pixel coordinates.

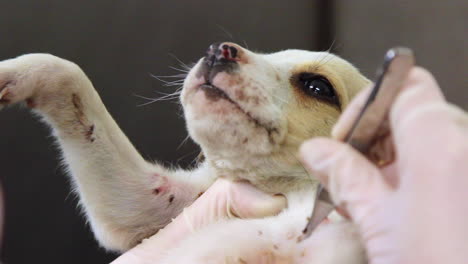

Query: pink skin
[{"left": 152, "top": 174, "right": 169, "bottom": 195}]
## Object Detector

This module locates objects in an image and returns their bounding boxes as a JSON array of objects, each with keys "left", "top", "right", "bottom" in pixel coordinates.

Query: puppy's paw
[
  {"left": 0, "top": 71, "right": 26, "bottom": 110},
  {"left": 0, "top": 54, "right": 83, "bottom": 111},
  {"left": 0, "top": 80, "right": 12, "bottom": 108}
]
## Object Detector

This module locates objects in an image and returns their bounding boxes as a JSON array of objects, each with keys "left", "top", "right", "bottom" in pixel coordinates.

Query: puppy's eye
[{"left": 298, "top": 73, "right": 339, "bottom": 105}]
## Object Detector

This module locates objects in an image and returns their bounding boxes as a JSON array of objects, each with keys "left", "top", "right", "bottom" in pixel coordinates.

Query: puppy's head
[{"left": 181, "top": 42, "right": 369, "bottom": 184}]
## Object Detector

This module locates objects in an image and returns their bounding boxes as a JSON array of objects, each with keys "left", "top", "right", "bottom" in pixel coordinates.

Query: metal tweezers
[{"left": 299, "top": 47, "right": 415, "bottom": 241}]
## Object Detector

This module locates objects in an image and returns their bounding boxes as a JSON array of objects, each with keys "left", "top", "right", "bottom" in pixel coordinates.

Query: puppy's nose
[{"left": 205, "top": 42, "right": 241, "bottom": 68}]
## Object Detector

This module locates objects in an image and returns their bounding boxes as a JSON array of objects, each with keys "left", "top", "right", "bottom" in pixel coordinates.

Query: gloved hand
[
  {"left": 112, "top": 178, "right": 286, "bottom": 264},
  {"left": 300, "top": 67, "right": 468, "bottom": 264}
]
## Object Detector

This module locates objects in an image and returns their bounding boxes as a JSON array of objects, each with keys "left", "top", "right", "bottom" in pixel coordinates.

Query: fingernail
[{"left": 331, "top": 125, "right": 340, "bottom": 139}]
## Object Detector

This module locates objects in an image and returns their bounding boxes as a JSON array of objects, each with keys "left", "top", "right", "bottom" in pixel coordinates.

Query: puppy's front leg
[{"left": 0, "top": 54, "right": 214, "bottom": 251}]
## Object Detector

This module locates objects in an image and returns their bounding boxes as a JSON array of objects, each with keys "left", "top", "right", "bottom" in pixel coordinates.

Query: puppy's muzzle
[
  {"left": 197, "top": 42, "right": 243, "bottom": 82},
  {"left": 206, "top": 42, "right": 239, "bottom": 67}
]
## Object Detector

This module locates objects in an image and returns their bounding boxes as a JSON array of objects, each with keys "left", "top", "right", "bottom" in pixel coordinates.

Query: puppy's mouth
[
  {"left": 199, "top": 82, "right": 277, "bottom": 134},
  {"left": 199, "top": 83, "right": 231, "bottom": 102}
]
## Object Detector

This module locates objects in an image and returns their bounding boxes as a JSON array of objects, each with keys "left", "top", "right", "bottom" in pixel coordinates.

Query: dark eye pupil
[
  {"left": 306, "top": 79, "right": 335, "bottom": 97},
  {"left": 299, "top": 75, "right": 337, "bottom": 104}
]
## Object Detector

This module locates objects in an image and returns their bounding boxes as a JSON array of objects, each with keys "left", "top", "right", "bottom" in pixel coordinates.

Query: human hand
[
  {"left": 300, "top": 67, "right": 468, "bottom": 264},
  {"left": 111, "top": 178, "right": 286, "bottom": 264}
]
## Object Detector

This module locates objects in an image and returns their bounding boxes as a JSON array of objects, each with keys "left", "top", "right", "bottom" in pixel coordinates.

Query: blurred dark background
[{"left": 0, "top": 0, "right": 465, "bottom": 263}]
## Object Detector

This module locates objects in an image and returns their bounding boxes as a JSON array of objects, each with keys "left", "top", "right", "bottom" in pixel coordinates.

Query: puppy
[{"left": 0, "top": 42, "right": 370, "bottom": 263}]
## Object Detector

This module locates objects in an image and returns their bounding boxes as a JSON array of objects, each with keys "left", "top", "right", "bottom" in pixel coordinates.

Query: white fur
[{"left": 0, "top": 44, "right": 370, "bottom": 263}]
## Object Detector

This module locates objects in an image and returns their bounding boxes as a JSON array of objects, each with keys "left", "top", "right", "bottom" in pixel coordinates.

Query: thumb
[
  {"left": 228, "top": 181, "right": 287, "bottom": 219},
  {"left": 300, "top": 138, "right": 390, "bottom": 223}
]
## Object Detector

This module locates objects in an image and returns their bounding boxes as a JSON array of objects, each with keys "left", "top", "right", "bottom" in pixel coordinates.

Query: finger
[
  {"left": 332, "top": 84, "right": 373, "bottom": 140},
  {"left": 300, "top": 138, "right": 390, "bottom": 225},
  {"left": 391, "top": 67, "right": 445, "bottom": 128},
  {"left": 111, "top": 213, "right": 193, "bottom": 264},
  {"left": 394, "top": 103, "right": 468, "bottom": 186},
  {"left": 389, "top": 67, "right": 468, "bottom": 179},
  {"left": 228, "top": 180, "right": 287, "bottom": 219}
]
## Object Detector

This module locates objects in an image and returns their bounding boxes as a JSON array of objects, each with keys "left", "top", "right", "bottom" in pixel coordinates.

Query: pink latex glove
[
  {"left": 300, "top": 67, "right": 468, "bottom": 264},
  {"left": 112, "top": 178, "right": 286, "bottom": 264}
]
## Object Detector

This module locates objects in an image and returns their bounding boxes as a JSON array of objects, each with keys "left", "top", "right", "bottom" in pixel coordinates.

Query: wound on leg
[{"left": 72, "top": 93, "right": 96, "bottom": 142}]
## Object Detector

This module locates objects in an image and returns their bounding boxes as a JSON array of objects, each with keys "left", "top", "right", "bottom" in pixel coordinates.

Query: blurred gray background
[{"left": 0, "top": 0, "right": 466, "bottom": 263}]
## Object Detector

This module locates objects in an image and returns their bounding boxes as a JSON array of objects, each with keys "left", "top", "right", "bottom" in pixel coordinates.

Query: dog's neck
[{"left": 201, "top": 148, "right": 315, "bottom": 194}]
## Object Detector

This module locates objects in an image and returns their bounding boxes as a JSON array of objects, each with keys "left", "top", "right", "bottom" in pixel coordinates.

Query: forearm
[{"left": 0, "top": 54, "right": 211, "bottom": 251}]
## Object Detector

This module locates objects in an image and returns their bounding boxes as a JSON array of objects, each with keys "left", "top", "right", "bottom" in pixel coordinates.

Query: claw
[{"left": 0, "top": 87, "right": 9, "bottom": 103}]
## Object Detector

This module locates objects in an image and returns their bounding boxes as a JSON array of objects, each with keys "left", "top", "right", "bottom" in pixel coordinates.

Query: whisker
[
  {"left": 153, "top": 91, "right": 182, "bottom": 100},
  {"left": 317, "top": 54, "right": 336, "bottom": 68},
  {"left": 176, "top": 148, "right": 202, "bottom": 165},
  {"left": 242, "top": 40, "right": 250, "bottom": 49},
  {"left": 162, "top": 81, "right": 185, "bottom": 87},
  {"left": 136, "top": 97, "right": 176, "bottom": 107},
  {"left": 134, "top": 94, "right": 158, "bottom": 101},
  {"left": 168, "top": 53, "right": 192, "bottom": 71},
  {"left": 149, "top": 73, "right": 176, "bottom": 83},
  {"left": 169, "top": 66, "right": 190, "bottom": 73},
  {"left": 149, "top": 73, "right": 186, "bottom": 87},
  {"left": 150, "top": 73, "right": 188, "bottom": 79},
  {"left": 215, "top": 24, "right": 234, "bottom": 40},
  {"left": 134, "top": 88, "right": 183, "bottom": 106},
  {"left": 177, "top": 134, "right": 192, "bottom": 150},
  {"left": 313, "top": 52, "right": 335, "bottom": 70},
  {"left": 136, "top": 100, "right": 158, "bottom": 107},
  {"left": 154, "top": 90, "right": 182, "bottom": 97},
  {"left": 315, "top": 52, "right": 331, "bottom": 66},
  {"left": 324, "top": 35, "right": 344, "bottom": 54},
  {"left": 326, "top": 37, "right": 337, "bottom": 53}
]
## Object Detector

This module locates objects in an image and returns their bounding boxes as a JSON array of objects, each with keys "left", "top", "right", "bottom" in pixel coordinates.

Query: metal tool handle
[{"left": 345, "top": 47, "right": 415, "bottom": 153}]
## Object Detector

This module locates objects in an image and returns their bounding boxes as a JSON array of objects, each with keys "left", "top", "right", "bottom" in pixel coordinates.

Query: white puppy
[{"left": 0, "top": 42, "right": 370, "bottom": 263}]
